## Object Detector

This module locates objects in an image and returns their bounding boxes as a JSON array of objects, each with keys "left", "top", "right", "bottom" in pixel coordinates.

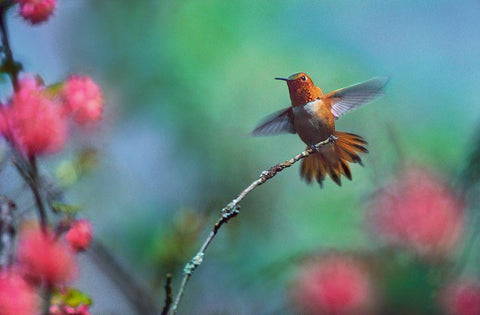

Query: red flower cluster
[
  {"left": 2, "top": 77, "right": 67, "bottom": 157},
  {"left": 50, "top": 303, "right": 91, "bottom": 315},
  {"left": 292, "top": 254, "right": 374, "bottom": 315},
  {"left": 16, "top": 0, "right": 56, "bottom": 24},
  {"left": 369, "top": 166, "right": 464, "bottom": 257},
  {"left": 0, "top": 219, "right": 94, "bottom": 314},
  {"left": 0, "top": 75, "right": 104, "bottom": 157},
  {"left": 62, "top": 76, "right": 104, "bottom": 124},
  {"left": 0, "top": 272, "right": 38, "bottom": 315},
  {"left": 17, "top": 227, "right": 77, "bottom": 285},
  {"left": 66, "top": 220, "right": 93, "bottom": 252},
  {"left": 441, "top": 281, "right": 480, "bottom": 315}
]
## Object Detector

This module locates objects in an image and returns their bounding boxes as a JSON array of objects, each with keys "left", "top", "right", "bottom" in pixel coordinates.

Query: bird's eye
[{"left": 301, "top": 76, "right": 307, "bottom": 81}]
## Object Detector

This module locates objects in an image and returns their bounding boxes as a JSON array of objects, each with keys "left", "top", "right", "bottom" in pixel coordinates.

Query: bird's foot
[
  {"left": 328, "top": 134, "right": 338, "bottom": 143},
  {"left": 312, "top": 135, "right": 337, "bottom": 152}
]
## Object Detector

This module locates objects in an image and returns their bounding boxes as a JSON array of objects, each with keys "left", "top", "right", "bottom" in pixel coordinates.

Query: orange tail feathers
[{"left": 300, "top": 131, "right": 368, "bottom": 187}]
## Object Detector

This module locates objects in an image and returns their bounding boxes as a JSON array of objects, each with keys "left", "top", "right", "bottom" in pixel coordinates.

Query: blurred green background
[{"left": 7, "top": 0, "right": 480, "bottom": 314}]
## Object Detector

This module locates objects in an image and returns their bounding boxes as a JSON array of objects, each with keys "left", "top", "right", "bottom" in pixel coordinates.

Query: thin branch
[
  {"left": 11, "top": 155, "right": 49, "bottom": 231},
  {"left": 0, "top": 3, "right": 47, "bottom": 230},
  {"left": 161, "top": 274, "right": 173, "bottom": 315},
  {"left": 42, "top": 285, "right": 53, "bottom": 315},
  {"left": 166, "top": 136, "right": 336, "bottom": 315},
  {"left": 89, "top": 240, "right": 159, "bottom": 314},
  {"left": 0, "top": 0, "right": 21, "bottom": 91},
  {"left": 27, "top": 156, "right": 48, "bottom": 231}
]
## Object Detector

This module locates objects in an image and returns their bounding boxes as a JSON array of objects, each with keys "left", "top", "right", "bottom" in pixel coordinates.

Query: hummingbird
[{"left": 252, "top": 73, "right": 388, "bottom": 186}]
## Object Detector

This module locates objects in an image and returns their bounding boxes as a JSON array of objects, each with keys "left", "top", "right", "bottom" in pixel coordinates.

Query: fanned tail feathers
[{"left": 300, "top": 131, "right": 368, "bottom": 187}]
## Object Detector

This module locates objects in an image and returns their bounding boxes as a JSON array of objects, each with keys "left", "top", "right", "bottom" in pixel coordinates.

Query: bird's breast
[{"left": 292, "top": 99, "right": 335, "bottom": 146}]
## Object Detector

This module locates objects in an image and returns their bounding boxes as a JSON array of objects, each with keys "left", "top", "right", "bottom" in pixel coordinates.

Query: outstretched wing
[
  {"left": 251, "top": 107, "right": 296, "bottom": 136},
  {"left": 324, "top": 77, "right": 389, "bottom": 120}
]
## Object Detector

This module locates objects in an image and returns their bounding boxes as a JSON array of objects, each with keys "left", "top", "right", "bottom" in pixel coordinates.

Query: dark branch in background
[
  {"left": 0, "top": 6, "right": 52, "bottom": 314},
  {"left": 0, "top": 3, "right": 49, "bottom": 232},
  {"left": 161, "top": 274, "right": 173, "bottom": 315},
  {"left": 0, "top": 196, "right": 16, "bottom": 268},
  {"left": 458, "top": 122, "right": 480, "bottom": 192},
  {"left": 27, "top": 156, "right": 49, "bottom": 230},
  {"left": 0, "top": 0, "right": 21, "bottom": 91},
  {"left": 166, "top": 136, "right": 336, "bottom": 315},
  {"left": 11, "top": 155, "right": 50, "bottom": 231},
  {"left": 89, "top": 241, "right": 159, "bottom": 314},
  {"left": 0, "top": 4, "right": 162, "bottom": 315},
  {"left": 454, "top": 122, "right": 480, "bottom": 274}
]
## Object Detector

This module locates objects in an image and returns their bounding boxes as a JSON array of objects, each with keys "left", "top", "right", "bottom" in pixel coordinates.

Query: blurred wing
[
  {"left": 251, "top": 107, "right": 296, "bottom": 136},
  {"left": 325, "top": 77, "right": 389, "bottom": 119}
]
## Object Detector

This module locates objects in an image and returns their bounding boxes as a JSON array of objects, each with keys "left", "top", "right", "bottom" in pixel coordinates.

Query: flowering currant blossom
[
  {"left": 17, "top": 227, "right": 77, "bottom": 285},
  {"left": 3, "top": 77, "right": 67, "bottom": 157},
  {"left": 66, "top": 219, "right": 93, "bottom": 252},
  {"left": 0, "top": 272, "right": 38, "bottom": 315},
  {"left": 16, "top": 0, "right": 56, "bottom": 24},
  {"left": 369, "top": 165, "right": 464, "bottom": 257},
  {"left": 62, "top": 76, "right": 104, "bottom": 124},
  {"left": 441, "top": 280, "right": 480, "bottom": 315},
  {"left": 292, "top": 254, "right": 374, "bottom": 315}
]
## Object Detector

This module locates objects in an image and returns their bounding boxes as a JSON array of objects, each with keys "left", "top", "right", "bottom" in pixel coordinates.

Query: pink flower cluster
[
  {"left": 50, "top": 303, "right": 91, "bottom": 315},
  {"left": 441, "top": 281, "right": 480, "bottom": 315},
  {"left": 0, "top": 220, "right": 93, "bottom": 314},
  {"left": 2, "top": 78, "right": 66, "bottom": 157},
  {"left": 16, "top": 0, "right": 56, "bottom": 24},
  {"left": 17, "top": 227, "right": 77, "bottom": 285},
  {"left": 66, "top": 219, "right": 93, "bottom": 252},
  {"left": 369, "top": 166, "right": 464, "bottom": 257},
  {"left": 62, "top": 76, "right": 104, "bottom": 124},
  {"left": 0, "top": 273, "right": 38, "bottom": 315},
  {"left": 292, "top": 254, "right": 374, "bottom": 315},
  {"left": 0, "top": 76, "right": 104, "bottom": 157}
]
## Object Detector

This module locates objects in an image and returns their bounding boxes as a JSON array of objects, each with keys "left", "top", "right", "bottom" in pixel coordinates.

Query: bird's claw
[
  {"left": 328, "top": 135, "right": 338, "bottom": 143},
  {"left": 311, "top": 135, "right": 337, "bottom": 152}
]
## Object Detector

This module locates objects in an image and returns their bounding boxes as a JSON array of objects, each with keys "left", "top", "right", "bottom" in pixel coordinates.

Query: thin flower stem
[
  {"left": 42, "top": 284, "right": 53, "bottom": 315},
  {"left": 11, "top": 155, "right": 49, "bottom": 231},
  {"left": 166, "top": 136, "right": 336, "bottom": 315},
  {"left": 0, "top": 5, "right": 48, "bottom": 231},
  {"left": 28, "top": 156, "right": 49, "bottom": 231}
]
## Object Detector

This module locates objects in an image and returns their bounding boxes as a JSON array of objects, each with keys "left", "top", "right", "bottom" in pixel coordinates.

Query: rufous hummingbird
[{"left": 252, "top": 73, "right": 388, "bottom": 186}]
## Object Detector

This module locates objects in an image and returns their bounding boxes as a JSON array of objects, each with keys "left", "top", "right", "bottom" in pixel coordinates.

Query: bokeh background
[{"left": 5, "top": 0, "right": 480, "bottom": 314}]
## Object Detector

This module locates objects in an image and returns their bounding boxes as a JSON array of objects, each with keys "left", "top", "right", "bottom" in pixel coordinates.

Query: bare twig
[
  {"left": 0, "top": 0, "right": 21, "bottom": 91},
  {"left": 166, "top": 136, "right": 336, "bottom": 315},
  {"left": 161, "top": 274, "right": 173, "bottom": 315},
  {"left": 27, "top": 156, "right": 48, "bottom": 231}
]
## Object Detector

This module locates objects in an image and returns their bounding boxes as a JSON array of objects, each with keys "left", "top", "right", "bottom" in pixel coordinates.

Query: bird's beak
[{"left": 275, "top": 77, "right": 289, "bottom": 81}]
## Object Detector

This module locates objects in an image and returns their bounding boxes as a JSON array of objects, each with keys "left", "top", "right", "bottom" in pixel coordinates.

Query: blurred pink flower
[
  {"left": 16, "top": 0, "right": 56, "bottom": 24},
  {"left": 441, "top": 280, "right": 480, "bottom": 315},
  {"left": 369, "top": 166, "right": 464, "bottom": 257},
  {"left": 66, "top": 220, "right": 93, "bottom": 252},
  {"left": 292, "top": 254, "right": 374, "bottom": 315},
  {"left": 50, "top": 304, "right": 91, "bottom": 315},
  {"left": 5, "top": 77, "right": 67, "bottom": 157},
  {"left": 62, "top": 76, "right": 104, "bottom": 124},
  {"left": 0, "top": 272, "right": 38, "bottom": 315},
  {"left": 17, "top": 227, "right": 77, "bottom": 285}
]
